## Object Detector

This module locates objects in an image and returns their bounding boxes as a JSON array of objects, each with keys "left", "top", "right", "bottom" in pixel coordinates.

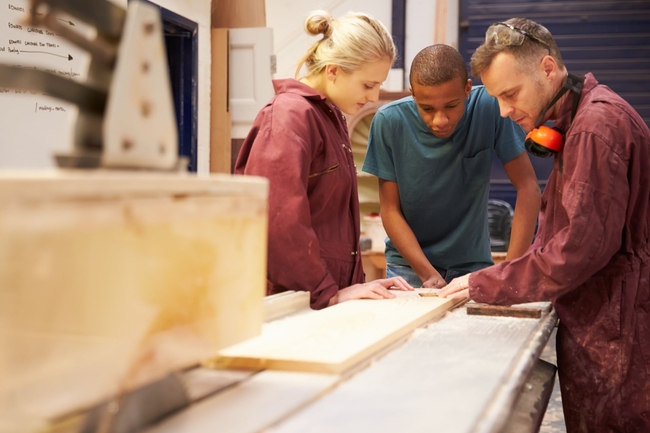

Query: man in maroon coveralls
[{"left": 440, "top": 18, "right": 650, "bottom": 432}]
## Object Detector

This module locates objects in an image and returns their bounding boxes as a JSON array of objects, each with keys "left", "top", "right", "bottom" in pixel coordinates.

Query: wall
[
  {"left": 0, "top": 0, "right": 212, "bottom": 174},
  {"left": 265, "top": 0, "right": 398, "bottom": 87},
  {"left": 459, "top": 0, "right": 650, "bottom": 126},
  {"left": 265, "top": 0, "right": 459, "bottom": 90},
  {"left": 0, "top": 0, "right": 465, "bottom": 170},
  {"left": 405, "top": 0, "right": 458, "bottom": 89},
  {"left": 0, "top": 0, "right": 91, "bottom": 168}
]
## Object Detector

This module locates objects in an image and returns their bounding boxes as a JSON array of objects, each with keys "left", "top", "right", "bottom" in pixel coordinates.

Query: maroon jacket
[
  {"left": 469, "top": 74, "right": 650, "bottom": 432},
  {"left": 235, "top": 79, "right": 364, "bottom": 310}
]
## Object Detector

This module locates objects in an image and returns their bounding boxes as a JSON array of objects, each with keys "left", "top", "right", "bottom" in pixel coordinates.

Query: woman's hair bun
[{"left": 305, "top": 10, "right": 333, "bottom": 37}]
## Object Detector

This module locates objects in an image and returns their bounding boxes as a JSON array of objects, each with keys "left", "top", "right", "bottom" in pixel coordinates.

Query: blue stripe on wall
[
  {"left": 459, "top": 0, "right": 650, "bottom": 126},
  {"left": 392, "top": 0, "right": 406, "bottom": 69}
]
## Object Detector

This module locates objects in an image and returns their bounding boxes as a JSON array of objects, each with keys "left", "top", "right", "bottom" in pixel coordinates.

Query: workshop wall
[
  {"left": 265, "top": 0, "right": 460, "bottom": 90},
  {"left": 0, "top": 0, "right": 461, "bottom": 170},
  {"left": 0, "top": 0, "right": 212, "bottom": 173},
  {"left": 265, "top": 0, "right": 398, "bottom": 87},
  {"left": 0, "top": 0, "right": 91, "bottom": 168}
]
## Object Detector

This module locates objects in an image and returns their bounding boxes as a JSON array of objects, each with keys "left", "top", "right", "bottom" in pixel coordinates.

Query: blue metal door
[
  {"left": 129, "top": 0, "right": 199, "bottom": 172},
  {"left": 459, "top": 0, "right": 650, "bottom": 206},
  {"left": 459, "top": 0, "right": 650, "bottom": 125}
]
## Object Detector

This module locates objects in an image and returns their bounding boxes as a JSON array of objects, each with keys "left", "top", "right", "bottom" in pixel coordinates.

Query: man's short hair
[
  {"left": 470, "top": 18, "right": 564, "bottom": 78},
  {"left": 409, "top": 44, "right": 468, "bottom": 87}
]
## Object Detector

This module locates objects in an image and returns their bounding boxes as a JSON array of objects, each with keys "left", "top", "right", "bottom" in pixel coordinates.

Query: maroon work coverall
[
  {"left": 235, "top": 79, "right": 364, "bottom": 310},
  {"left": 469, "top": 73, "right": 650, "bottom": 432}
]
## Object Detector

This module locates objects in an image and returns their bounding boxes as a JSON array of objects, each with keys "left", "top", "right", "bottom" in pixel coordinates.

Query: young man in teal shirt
[{"left": 363, "top": 44, "right": 541, "bottom": 287}]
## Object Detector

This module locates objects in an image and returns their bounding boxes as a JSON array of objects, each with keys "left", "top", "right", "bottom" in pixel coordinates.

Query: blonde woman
[{"left": 235, "top": 10, "right": 412, "bottom": 309}]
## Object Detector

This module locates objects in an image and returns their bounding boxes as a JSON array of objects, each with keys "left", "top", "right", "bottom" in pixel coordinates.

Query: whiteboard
[{"left": 0, "top": 0, "right": 91, "bottom": 168}]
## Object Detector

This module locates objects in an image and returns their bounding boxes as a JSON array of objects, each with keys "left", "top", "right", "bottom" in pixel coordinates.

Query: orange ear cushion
[{"left": 524, "top": 125, "right": 564, "bottom": 152}]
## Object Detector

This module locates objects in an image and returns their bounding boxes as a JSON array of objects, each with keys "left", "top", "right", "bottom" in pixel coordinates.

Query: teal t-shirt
[{"left": 362, "top": 86, "right": 525, "bottom": 272}]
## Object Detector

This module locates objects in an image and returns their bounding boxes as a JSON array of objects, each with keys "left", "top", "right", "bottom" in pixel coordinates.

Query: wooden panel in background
[
  {"left": 210, "top": 29, "right": 231, "bottom": 174},
  {"left": 211, "top": 0, "right": 266, "bottom": 28},
  {"left": 361, "top": 251, "right": 386, "bottom": 280},
  {"left": 212, "top": 291, "right": 453, "bottom": 374}
]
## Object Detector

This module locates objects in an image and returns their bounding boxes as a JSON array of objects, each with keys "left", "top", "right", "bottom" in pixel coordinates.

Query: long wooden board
[
  {"left": 211, "top": 291, "right": 452, "bottom": 374},
  {"left": 263, "top": 291, "right": 311, "bottom": 322}
]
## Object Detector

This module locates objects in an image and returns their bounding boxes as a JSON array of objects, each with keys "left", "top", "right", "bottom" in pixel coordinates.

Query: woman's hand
[{"left": 329, "top": 276, "right": 414, "bottom": 305}]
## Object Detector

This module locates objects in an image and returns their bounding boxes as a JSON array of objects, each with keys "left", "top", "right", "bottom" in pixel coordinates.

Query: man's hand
[
  {"left": 438, "top": 273, "right": 471, "bottom": 300},
  {"left": 330, "top": 276, "right": 414, "bottom": 305},
  {"left": 421, "top": 271, "right": 446, "bottom": 288}
]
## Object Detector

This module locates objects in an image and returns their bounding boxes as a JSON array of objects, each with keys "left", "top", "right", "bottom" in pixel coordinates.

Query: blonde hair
[{"left": 295, "top": 10, "right": 396, "bottom": 78}]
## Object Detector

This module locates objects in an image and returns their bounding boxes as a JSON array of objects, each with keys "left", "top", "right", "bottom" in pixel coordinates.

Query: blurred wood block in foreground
[{"left": 0, "top": 170, "right": 268, "bottom": 431}]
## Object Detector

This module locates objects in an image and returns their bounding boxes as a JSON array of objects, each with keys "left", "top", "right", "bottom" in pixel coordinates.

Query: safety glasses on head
[{"left": 486, "top": 22, "right": 551, "bottom": 55}]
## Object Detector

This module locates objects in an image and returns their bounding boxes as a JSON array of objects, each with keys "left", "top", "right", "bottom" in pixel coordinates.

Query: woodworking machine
[
  {"left": 0, "top": 1, "right": 558, "bottom": 432},
  {"left": 0, "top": 0, "right": 181, "bottom": 170},
  {"left": 140, "top": 294, "right": 559, "bottom": 433},
  {"left": 0, "top": 1, "right": 267, "bottom": 432}
]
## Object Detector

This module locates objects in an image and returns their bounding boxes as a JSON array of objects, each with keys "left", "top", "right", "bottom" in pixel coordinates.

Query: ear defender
[
  {"left": 525, "top": 126, "right": 564, "bottom": 158},
  {"left": 525, "top": 73, "right": 584, "bottom": 158}
]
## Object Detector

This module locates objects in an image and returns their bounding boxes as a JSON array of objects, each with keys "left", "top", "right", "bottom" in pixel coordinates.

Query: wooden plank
[
  {"left": 211, "top": 0, "right": 266, "bottom": 28},
  {"left": 263, "top": 291, "right": 310, "bottom": 322},
  {"left": 210, "top": 28, "right": 232, "bottom": 174},
  {"left": 0, "top": 170, "right": 268, "bottom": 202},
  {"left": 211, "top": 291, "right": 453, "bottom": 374},
  {"left": 467, "top": 304, "right": 545, "bottom": 319},
  {"left": 418, "top": 291, "right": 470, "bottom": 310}
]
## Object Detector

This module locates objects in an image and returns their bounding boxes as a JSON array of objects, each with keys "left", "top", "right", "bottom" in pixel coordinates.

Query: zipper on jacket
[{"left": 309, "top": 164, "right": 339, "bottom": 178}]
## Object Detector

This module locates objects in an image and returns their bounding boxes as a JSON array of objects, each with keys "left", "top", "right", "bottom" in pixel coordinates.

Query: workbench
[
  {"left": 141, "top": 296, "right": 558, "bottom": 433},
  {"left": 2, "top": 174, "right": 556, "bottom": 433}
]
